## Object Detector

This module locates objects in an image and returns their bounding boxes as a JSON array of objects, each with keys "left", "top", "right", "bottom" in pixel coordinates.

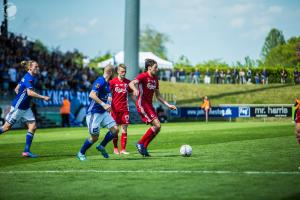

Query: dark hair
[{"left": 144, "top": 59, "right": 157, "bottom": 72}]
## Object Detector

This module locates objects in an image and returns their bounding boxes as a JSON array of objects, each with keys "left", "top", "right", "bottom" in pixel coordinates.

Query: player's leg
[
  {"left": 143, "top": 119, "right": 161, "bottom": 157},
  {"left": 0, "top": 106, "right": 18, "bottom": 135},
  {"left": 111, "top": 112, "right": 119, "bottom": 154},
  {"left": 120, "top": 124, "right": 129, "bottom": 154},
  {"left": 22, "top": 121, "right": 38, "bottom": 158},
  {"left": 0, "top": 121, "right": 12, "bottom": 135},
  {"left": 96, "top": 113, "right": 118, "bottom": 158},
  {"left": 296, "top": 123, "right": 300, "bottom": 144},
  {"left": 77, "top": 114, "right": 100, "bottom": 161}
]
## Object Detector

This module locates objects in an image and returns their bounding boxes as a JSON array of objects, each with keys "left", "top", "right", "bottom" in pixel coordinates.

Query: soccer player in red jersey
[
  {"left": 129, "top": 59, "right": 177, "bottom": 157},
  {"left": 110, "top": 64, "right": 134, "bottom": 155},
  {"left": 294, "top": 98, "right": 300, "bottom": 144}
]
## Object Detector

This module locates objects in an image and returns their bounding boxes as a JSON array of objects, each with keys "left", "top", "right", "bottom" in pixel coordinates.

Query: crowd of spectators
[
  {"left": 0, "top": 32, "right": 98, "bottom": 96},
  {"left": 158, "top": 67, "right": 300, "bottom": 85}
]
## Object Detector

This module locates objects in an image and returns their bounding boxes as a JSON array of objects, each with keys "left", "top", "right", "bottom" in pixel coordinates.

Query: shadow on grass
[{"left": 177, "top": 84, "right": 293, "bottom": 105}]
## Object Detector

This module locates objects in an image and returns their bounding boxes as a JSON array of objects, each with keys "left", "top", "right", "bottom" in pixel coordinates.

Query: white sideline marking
[{"left": 0, "top": 170, "right": 300, "bottom": 175}]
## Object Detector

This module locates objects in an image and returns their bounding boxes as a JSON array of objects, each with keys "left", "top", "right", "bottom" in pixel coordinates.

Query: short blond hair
[
  {"left": 104, "top": 64, "right": 114, "bottom": 74},
  {"left": 20, "top": 60, "right": 37, "bottom": 71},
  {"left": 118, "top": 64, "right": 127, "bottom": 70}
]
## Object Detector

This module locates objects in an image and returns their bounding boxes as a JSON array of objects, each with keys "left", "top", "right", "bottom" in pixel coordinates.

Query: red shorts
[
  {"left": 111, "top": 111, "right": 130, "bottom": 125},
  {"left": 136, "top": 103, "right": 157, "bottom": 124},
  {"left": 296, "top": 109, "right": 300, "bottom": 123}
]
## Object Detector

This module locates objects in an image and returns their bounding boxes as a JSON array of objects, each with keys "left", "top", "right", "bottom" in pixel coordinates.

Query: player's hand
[
  {"left": 43, "top": 96, "right": 50, "bottom": 101},
  {"left": 168, "top": 105, "right": 177, "bottom": 110},
  {"left": 133, "top": 89, "right": 139, "bottom": 97},
  {"left": 103, "top": 104, "right": 112, "bottom": 112}
]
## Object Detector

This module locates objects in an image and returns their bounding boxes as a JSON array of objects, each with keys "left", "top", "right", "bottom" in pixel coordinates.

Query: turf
[{"left": 0, "top": 122, "right": 300, "bottom": 200}]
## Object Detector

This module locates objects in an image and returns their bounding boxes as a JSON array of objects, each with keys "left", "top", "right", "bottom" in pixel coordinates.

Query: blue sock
[
  {"left": 100, "top": 131, "right": 115, "bottom": 147},
  {"left": 24, "top": 132, "right": 34, "bottom": 152},
  {"left": 80, "top": 139, "right": 94, "bottom": 154},
  {"left": 0, "top": 127, "right": 3, "bottom": 134}
]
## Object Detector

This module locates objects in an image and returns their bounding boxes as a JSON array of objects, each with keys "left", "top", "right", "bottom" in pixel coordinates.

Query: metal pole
[{"left": 124, "top": 0, "right": 140, "bottom": 80}]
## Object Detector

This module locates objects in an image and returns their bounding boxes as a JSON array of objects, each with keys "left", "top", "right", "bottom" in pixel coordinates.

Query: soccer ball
[{"left": 180, "top": 144, "right": 192, "bottom": 157}]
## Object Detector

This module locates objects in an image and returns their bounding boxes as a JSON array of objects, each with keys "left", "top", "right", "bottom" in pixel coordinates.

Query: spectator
[
  {"left": 246, "top": 68, "right": 252, "bottom": 84},
  {"left": 60, "top": 96, "right": 71, "bottom": 127},
  {"left": 261, "top": 68, "right": 268, "bottom": 84},
  {"left": 226, "top": 69, "right": 231, "bottom": 84},
  {"left": 239, "top": 69, "right": 246, "bottom": 84},
  {"left": 294, "top": 69, "right": 299, "bottom": 84},
  {"left": 220, "top": 70, "right": 225, "bottom": 84},
  {"left": 165, "top": 69, "right": 171, "bottom": 81},
  {"left": 255, "top": 73, "right": 260, "bottom": 84},
  {"left": 201, "top": 96, "right": 211, "bottom": 123},
  {"left": 204, "top": 68, "right": 211, "bottom": 84},
  {"left": 214, "top": 69, "right": 220, "bottom": 84},
  {"left": 192, "top": 69, "right": 200, "bottom": 84},
  {"left": 232, "top": 68, "right": 239, "bottom": 84},
  {"left": 179, "top": 68, "right": 186, "bottom": 82},
  {"left": 280, "top": 69, "right": 287, "bottom": 84}
]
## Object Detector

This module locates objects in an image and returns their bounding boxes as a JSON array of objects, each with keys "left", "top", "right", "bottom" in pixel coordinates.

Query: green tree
[
  {"left": 88, "top": 52, "right": 112, "bottom": 68},
  {"left": 261, "top": 28, "right": 285, "bottom": 58},
  {"left": 140, "top": 25, "right": 170, "bottom": 59},
  {"left": 33, "top": 39, "right": 48, "bottom": 54},
  {"left": 264, "top": 36, "right": 300, "bottom": 68}
]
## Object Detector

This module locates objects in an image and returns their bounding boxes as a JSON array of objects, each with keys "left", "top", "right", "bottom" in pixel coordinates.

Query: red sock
[
  {"left": 138, "top": 127, "right": 155, "bottom": 145},
  {"left": 113, "top": 134, "right": 118, "bottom": 148},
  {"left": 144, "top": 132, "right": 157, "bottom": 148},
  {"left": 121, "top": 132, "right": 127, "bottom": 150}
]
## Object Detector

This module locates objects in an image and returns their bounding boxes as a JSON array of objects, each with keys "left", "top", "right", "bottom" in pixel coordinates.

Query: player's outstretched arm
[
  {"left": 27, "top": 89, "right": 50, "bottom": 101},
  {"left": 129, "top": 80, "right": 139, "bottom": 97},
  {"left": 89, "top": 91, "right": 111, "bottom": 112},
  {"left": 155, "top": 89, "right": 177, "bottom": 110},
  {"left": 14, "top": 84, "right": 20, "bottom": 94}
]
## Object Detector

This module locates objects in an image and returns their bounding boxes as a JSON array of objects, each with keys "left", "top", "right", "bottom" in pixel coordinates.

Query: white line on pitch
[{"left": 0, "top": 170, "right": 300, "bottom": 175}]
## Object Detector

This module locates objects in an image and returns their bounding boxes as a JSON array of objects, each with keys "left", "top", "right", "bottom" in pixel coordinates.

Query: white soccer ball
[{"left": 180, "top": 144, "right": 192, "bottom": 157}]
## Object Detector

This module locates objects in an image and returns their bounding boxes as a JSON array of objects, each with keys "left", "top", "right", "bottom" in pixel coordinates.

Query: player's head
[
  {"left": 21, "top": 60, "right": 39, "bottom": 75},
  {"left": 145, "top": 59, "right": 158, "bottom": 76},
  {"left": 104, "top": 64, "right": 114, "bottom": 80},
  {"left": 117, "top": 64, "right": 127, "bottom": 79}
]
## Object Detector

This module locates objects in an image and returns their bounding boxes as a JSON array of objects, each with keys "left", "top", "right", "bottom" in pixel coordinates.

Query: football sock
[
  {"left": 80, "top": 138, "right": 94, "bottom": 154},
  {"left": 121, "top": 132, "right": 127, "bottom": 150},
  {"left": 24, "top": 132, "right": 34, "bottom": 152},
  {"left": 100, "top": 131, "right": 114, "bottom": 147},
  {"left": 139, "top": 127, "right": 155, "bottom": 145},
  {"left": 113, "top": 134, "right": 119, "bottom": 148}
]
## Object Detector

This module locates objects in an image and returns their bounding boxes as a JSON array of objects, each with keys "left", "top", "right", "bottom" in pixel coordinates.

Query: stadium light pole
[
  {"left": 124, "top": 0, "right": 140, "bottom": 80},
  {"left": 2, "top": 0, "right": 8, "bottom": 37}
]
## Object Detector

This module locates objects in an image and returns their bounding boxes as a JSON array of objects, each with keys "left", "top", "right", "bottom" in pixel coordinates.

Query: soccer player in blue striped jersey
[
  {"left": 0, "top": 60, "right": 50, "bottom": 158},
  {"left": 77, "top": 64, "right": 119, "bottom": 161}
]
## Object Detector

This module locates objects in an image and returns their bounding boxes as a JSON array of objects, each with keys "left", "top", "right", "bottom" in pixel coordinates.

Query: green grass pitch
[{"left": 1, "top": 121, "right": 300, "bottom": 200}]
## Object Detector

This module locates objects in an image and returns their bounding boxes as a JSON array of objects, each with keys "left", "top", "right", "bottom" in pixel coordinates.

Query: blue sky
[{"left": 1, "top": 0, "right": 300, "bottom": 65}]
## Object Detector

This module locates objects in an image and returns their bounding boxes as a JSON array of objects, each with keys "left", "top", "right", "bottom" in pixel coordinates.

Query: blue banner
[
  {"left": 173, "top": 107, "right": 239, "bottom": 118},
  {"left": 36, "top": 90, "right": 90, "bottom": 106}
]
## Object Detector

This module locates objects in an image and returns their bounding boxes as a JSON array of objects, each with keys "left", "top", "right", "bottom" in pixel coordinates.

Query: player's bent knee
[
  {"left": 111, "top": 126, "right": 119, "bottom": 135},
  {"left": 90, "top": 135, "right": 99, "bottom": 142}
]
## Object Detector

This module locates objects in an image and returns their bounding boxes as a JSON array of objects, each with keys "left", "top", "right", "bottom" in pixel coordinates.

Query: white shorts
[
  {"left": 6, "top": 106, "right": 35, "bottom": 125},
  {"left": 86, "top": 112, "right": 116, "bottom": 136}
]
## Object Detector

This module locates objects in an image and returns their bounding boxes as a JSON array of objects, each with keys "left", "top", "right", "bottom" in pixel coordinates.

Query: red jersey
[
  {"left": 110, "top": 77, "right": 132, "bottom": 112},
  {"left": 135, "top": 72, "right": 159, "bottom": 106}
]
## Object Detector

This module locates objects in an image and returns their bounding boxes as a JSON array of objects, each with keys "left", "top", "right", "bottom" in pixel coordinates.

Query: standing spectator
[
  {"left": 204, "top": 68, "right": 211, "bottom": 84},
  {"left": 261, "top": 68, "right": 268, "bottom": 84},
  {"left": 8, "top": 65, "right": 17, "bottom": 91},
  {"left": 165, "top": 69, "right": 171, "bottom": 82},
  {"left": 214, "top": 69, "right": 220, "bottom": 84},
  {"left": 220, "top": 70, "right": 225, "bottom": 84},
  {"left": 247, "top": 68, "right": 252, "bottom": 84},
  {"left": 280, "top": 69, "right": 287, "bottom": 84},
  {"left": 239, "top": 69, "right": 246, "bottom": 84},
  {"left": 60, "top": 96, "right": 71, "bottom": 127},
  {"left": 232, "top": 68, "right": 239, "bottom": 84},
  {"left": 179, "top": 68, "right": 186, "bottom": 82},
  {"left": 201, "top": 96, "right": 211, "bottom": 123},
  {"left": 294, "top": 69, "right": 299, "bottom": 84},
  {"left": 192, "top": 69, "right": 200, "bottom": 84},
  {"left": 255, "top": 73, "right": 260, "bottom": 84},
  {"left": 226, "top": 69, "right": 231, "bottom": 84}
]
